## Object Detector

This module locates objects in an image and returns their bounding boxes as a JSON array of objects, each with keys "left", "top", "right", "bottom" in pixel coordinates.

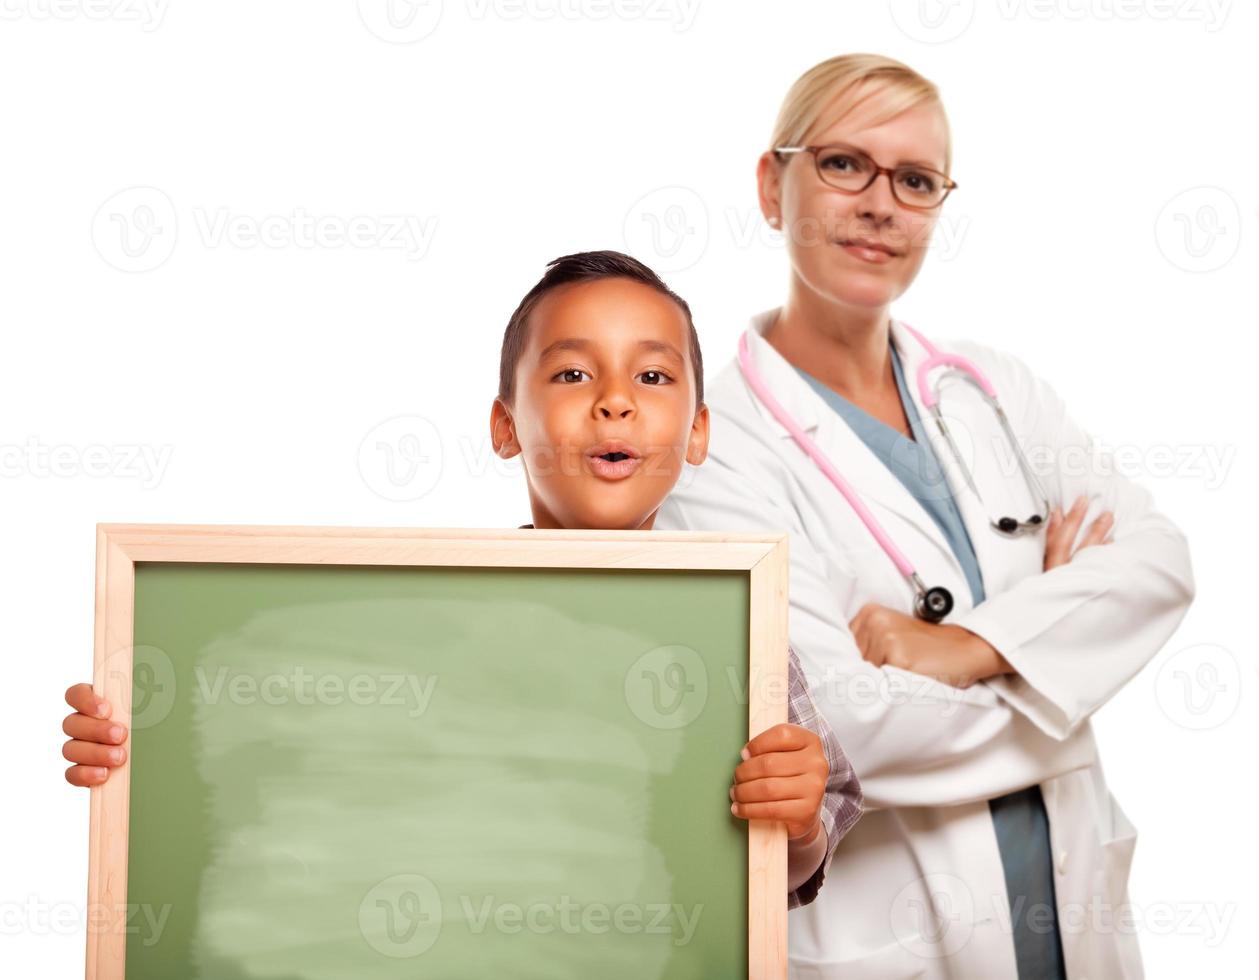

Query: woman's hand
[
  {"left": 851, "top": 496, "right": 1116, "bottom": 688},
  {"left": 851, "top": 604, "right": 1012, "bottom": 688},
  {"left": 62, "top": 683, "right": 129, "bottom": 787},
  {"left": 730, "top": 723, "right": 827, "bottom": 841},
  {"left": 1044, "top": 495, "right": 1114, "bottom": 571}
]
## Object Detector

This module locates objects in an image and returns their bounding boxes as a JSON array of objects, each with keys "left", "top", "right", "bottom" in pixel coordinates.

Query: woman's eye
[
  {"left": 820, "top": 154, "right": 859, "bottom": 172},
  {"left": 638, "top": 370, "right": 673, "bottom": 386},
  {"left": 553, "top": 369, "right": 590, "bottom": 383},
  {"left": 898, "top": 170, "right": 937, "bottom": 194}
]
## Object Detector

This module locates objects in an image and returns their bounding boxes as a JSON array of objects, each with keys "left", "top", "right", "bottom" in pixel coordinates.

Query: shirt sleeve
[{"left": 786, "top": 645, "right": 863, "bottom": 908}]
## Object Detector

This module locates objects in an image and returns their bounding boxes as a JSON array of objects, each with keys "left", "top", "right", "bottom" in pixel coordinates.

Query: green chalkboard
[{"left": 122, "top": 560, "right": 751, "bottom": 978}]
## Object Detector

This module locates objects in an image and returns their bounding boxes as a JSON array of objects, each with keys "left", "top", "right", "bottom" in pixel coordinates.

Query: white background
[{"left": 2, "top": 0, "right": 1254, "bottom": 976}]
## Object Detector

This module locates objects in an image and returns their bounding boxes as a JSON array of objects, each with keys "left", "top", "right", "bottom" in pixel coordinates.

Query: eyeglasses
[{"left": 773, "top": 143, "right": 957, "bottom": 210}]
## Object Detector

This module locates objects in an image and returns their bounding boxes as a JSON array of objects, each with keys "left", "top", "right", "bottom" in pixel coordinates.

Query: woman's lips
[
  {"left": 838, "top": 241, "right": 896, "bottom": 264},
  {"left": 586, "top": 453, "right": 643, "bottom": 481}
]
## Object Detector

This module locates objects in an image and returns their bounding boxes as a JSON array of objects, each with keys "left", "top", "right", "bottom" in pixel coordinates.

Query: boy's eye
[
  {"left": 638, "top": 370, "right": 673, "bottom": 386},
  {"left": 553, "top": 369, "right": 591, "bottom": 383}
]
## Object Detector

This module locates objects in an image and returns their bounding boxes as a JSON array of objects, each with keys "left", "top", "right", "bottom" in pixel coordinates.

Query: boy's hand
[
  {"left": 729, "top": 723, "right": 827, "bottom": 840},
  {"left": 62, "top": 683, "right": 128, "bottom": 787}
]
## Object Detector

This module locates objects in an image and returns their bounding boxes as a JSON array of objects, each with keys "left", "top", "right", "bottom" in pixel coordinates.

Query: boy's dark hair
[{"left": 497, "top": 249, "right": 704, "bottom": 409}]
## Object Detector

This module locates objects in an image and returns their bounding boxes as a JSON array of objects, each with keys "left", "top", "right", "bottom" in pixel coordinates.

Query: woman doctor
[{"left": 655, "top": 54, "right": 1195, "bottom": 978}]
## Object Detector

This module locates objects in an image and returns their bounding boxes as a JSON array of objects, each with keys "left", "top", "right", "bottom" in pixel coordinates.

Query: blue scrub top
[{"left": 794, "top": 340, "right": 1067, "bottom": 980}]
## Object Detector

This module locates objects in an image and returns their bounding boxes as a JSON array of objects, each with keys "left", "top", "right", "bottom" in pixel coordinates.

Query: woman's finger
[
  {"left": 1059, "top": 496, "right": 1088, "bottom": 541},
  {"left": 1075, "top": 512, "right": 1114, "bottom": 552},
  {"left": 62, "top": 713, "right": 128, "bottom": 745},
  {"left": 848, "top": 606, "right": 868, "bottom": 645},
  {"left": 1043, "top": 507, "right": 1070, "bottom": 569},
  {"left": 1045, "top": 497, "right": 1087, "bottom": 570},
  {"left": 849, "top": 615, "right": 870, "bottom": 661}
]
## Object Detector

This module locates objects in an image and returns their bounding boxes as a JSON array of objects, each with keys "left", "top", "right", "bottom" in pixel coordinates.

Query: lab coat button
[{"left": 1056, "top": 849, "right": 1068, "bottom": 874}]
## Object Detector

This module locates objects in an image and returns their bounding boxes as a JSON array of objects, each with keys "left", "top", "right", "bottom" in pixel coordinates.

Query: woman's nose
[{"left": 852, "top": 173, "right": 899, "bottom": 222}]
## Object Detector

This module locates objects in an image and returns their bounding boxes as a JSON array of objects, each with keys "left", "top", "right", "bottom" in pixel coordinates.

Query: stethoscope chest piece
[{"left": 912, "top": 574, "right": 954, "bottom": 624}]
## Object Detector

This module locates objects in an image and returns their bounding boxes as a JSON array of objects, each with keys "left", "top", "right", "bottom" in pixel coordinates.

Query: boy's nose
[{"left": 595, "top": 387, "right": 635, "bottom": 419}]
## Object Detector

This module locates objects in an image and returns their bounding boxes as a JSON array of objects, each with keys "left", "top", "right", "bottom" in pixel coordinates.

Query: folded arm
[
  {"left": 950, "top": 347, "right": 1196, "bottom": 739},
  {"left": 657, "top": 437, "right": 1095, "bottom": 812}
]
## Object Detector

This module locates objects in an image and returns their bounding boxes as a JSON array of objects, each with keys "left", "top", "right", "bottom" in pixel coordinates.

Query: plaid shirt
[
  {"left": 786, "top": 644, "right": 864, "bottom": 908},
  {"left": 516, "top": 525, "right": 862, "bottom": 907}
]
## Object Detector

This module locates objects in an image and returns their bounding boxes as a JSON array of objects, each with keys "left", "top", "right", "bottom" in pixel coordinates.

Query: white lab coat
[{"left": 655, "top": 309, "right": 1195, "bottom": 979}]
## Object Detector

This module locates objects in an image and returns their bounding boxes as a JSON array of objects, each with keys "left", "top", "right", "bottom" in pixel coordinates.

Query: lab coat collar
[
  {"left": 741, "top": 307, "right": 821, "bottom": 436},
  {"left": 740, "top": 308, "right": 928, "bottom": 436},
  {"left": 738, "top": 308, "right": 967, "bottom": 591}
]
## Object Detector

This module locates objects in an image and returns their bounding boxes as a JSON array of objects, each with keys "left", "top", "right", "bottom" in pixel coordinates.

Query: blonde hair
[{"left": 769, "top": 53, "right": 952, "bottom": 175}]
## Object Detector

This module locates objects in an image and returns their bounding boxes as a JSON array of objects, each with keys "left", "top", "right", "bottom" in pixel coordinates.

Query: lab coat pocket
[{"left": 789, "top": 939, "right": 928, "bottom": 980}]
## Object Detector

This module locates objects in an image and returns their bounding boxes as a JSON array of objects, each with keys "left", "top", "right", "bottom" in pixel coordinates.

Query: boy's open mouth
[{"left": 585, "top": 441, "right": 643, "bottom": 481}]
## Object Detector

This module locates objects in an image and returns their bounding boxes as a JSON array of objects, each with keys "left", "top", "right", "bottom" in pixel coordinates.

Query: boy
[
  {"left": 489, "top": 249, "right": 861, "bottom": 905},
  {"left": 62, "top": 249, "right": 863, "bottom": 907}
]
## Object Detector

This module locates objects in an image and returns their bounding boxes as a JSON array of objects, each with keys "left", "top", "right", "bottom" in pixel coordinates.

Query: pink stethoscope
[{"left": 737, "top": 323, "right": 1051, "bottom": 623}]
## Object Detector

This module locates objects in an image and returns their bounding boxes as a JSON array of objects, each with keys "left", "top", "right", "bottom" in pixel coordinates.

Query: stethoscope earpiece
[{"left": 996, "top": 513, "right": 1046, "bottom": 535}]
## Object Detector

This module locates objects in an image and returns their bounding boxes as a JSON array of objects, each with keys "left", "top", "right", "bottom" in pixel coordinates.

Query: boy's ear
[
  {"left": 684, "top": 403, "right": 710, "bottom": 467},
  {"left": 490, "top": 398, "right": 521, "bottom": 459}
]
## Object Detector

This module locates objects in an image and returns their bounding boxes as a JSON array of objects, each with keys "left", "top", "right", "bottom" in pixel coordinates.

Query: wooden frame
[{"left": 87, "top": 523, "right": 790, "bottom": 979}]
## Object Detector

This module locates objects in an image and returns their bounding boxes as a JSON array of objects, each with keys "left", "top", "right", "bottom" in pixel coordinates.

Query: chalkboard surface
[{"left": 116, "top": 555, "right": 755, "bottom": 978}]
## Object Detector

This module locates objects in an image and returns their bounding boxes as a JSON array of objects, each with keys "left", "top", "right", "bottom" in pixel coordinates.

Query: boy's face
[{"left": 491, "top": 277, "right": 709, "bottom": 530}]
